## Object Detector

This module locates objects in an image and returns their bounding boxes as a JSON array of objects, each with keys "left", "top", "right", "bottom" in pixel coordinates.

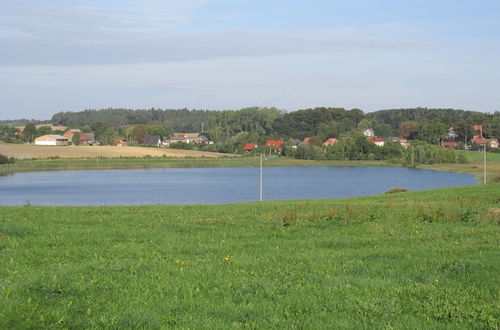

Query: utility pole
[
  {"left": 260, "top": 154, "right": 263, "bottom": 201},
  {"left": 484, "top": 144, "right": 487, "bottom": 184}
]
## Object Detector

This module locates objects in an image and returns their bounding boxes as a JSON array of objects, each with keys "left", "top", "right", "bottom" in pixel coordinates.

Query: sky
[{"left": 1, "top": 0, "right": 499, "bottom": 120}]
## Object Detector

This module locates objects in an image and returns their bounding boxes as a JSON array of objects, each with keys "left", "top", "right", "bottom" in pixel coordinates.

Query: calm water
[{"left": 0, "top": 167, "right": 477, "bottom": 206}]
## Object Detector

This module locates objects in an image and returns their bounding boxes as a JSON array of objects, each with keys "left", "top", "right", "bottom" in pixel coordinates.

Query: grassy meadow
[{"left": 1, "top": 184, "right": 499, "bottom": 328}]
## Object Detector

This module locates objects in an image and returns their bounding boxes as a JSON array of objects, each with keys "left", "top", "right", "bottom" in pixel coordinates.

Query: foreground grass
[{"left": 1, "top": 184, "right": 499, "bottom": 328}]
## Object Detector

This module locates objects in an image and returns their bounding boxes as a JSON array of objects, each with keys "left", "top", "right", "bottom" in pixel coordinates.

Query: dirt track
[{"left": 0, "top": 143, "right": 229, "bottom": 159}]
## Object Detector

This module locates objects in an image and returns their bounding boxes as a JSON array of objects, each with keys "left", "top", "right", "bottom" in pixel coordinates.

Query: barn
[{"left": 34, "top": 134, "right": 69, "bottom": 146}]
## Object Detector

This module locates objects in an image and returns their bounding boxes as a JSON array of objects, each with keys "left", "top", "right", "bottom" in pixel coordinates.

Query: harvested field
[{"left": 0, "top": 143, "right": 230, "bottom": 159}]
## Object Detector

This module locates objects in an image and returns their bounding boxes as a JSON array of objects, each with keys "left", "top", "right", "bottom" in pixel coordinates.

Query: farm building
[
  {"left": 442, "top": 141, "right": 458, "bottom": 148},
  {"left": 34, "top": 135, "right": 69, "bottom": 146},
  {"left": 63, "top": 130, "right": 96, "bottom": 145},
  {"left": 143, "top": 135, "right": 162, "bottom": 147},
  {"left": 322, "top": 138, "right": 339, "bottom": 147},
  {"left": 367, "top": 137, "right": 384, "bottom": 147},
  {"left": 363, "top": 128, "right": 375, "bottom": 137},
  {"left": 242, "top": 143, "right": 258, "bottom": 152},
  {"left": 116, "top": 138, "right": 128, "bottom": 147},
  {"left": 80, "top": 133, "right": 95, "bottom": 145},
  {"left": 265, "top": 139, "right": 284, "bottom": 148}
]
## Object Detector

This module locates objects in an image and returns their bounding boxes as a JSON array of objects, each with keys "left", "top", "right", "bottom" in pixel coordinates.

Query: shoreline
[{"left": 1, "top": 149, "right": 499, "bottom": 183}]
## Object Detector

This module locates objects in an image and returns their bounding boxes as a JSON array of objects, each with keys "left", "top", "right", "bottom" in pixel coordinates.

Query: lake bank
[{"left": 1, "top": 153, "right": 499, "bottom": 183}]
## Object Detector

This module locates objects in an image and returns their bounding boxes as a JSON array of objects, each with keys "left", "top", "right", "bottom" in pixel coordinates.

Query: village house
[
  {"left": 164, "top": 133, "right": 212, "bottom": 146},
  {"left": 34, "top": 134, "right": 69, "bottom": 146},
  {"left": 448, "top": 127, "right": 457, "bottom": 139},
  {"left": 471, "top": 125, "right": 498, "bottom": 148},
  {"left": 265, "top": 139, "right": 284, "bottom": 148},
  {"left": 63, "top": 130, "right": 96, "bottom": 145},
  {"left": 264, "top": 139, "right": 284, "bottom": 154},
  {"left": 116, "top": 138, "right": 128, "bottom": 147},
  {"left": 363, "top": 128, "right": 375, "bottom": 137},
  {"left": 143, "top": 135, "right": 162, "bottom": 147},
  {"left": 322, "top": 138, "right": 339, "bottom": 147},
  {"left": 441, "top": 141, "right": 458, "bottom": 148},
  {"left": 386, "top": 137, "right": 410, "bottom": 148},
  {"left": 242, "top": 143, "right": 258, "bottom": 152},
  {"left": 367, "top": 137, "right": 384, "bottom": 147}
]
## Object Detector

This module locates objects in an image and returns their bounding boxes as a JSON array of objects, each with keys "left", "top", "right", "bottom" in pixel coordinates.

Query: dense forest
[{"left": 47, "top": 106, "right": 499, "bottom": 141}]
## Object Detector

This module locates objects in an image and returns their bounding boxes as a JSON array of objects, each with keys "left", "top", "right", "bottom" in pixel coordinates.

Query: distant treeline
[
  {"left": 2, "top": 107, "right": 499, "bottom": 149},
  {"left": 49, "top": 107, "right": 499, "bottom": 141}
]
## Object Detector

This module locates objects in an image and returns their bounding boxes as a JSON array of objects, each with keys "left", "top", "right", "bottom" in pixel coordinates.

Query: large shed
[{"left": 34, "top": 134, "right": 69, "bottom": 146}]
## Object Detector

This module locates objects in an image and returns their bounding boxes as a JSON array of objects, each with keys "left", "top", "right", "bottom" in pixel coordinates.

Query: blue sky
[{"left": 0, "top": 0, "right": 499, "bottom": 119}]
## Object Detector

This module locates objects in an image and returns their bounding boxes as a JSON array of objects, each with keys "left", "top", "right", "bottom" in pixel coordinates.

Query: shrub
[
  {"left": 0, "top": 154, "right": 15, "bottom": 165},
  {"left": 169, "top": 142, "right": 195, "bottom": 150},
  {"left": 457, "top": 153, "right": 467, "bottom": 163},
  {"left": 281, "top": 210, "right": 298, "bottom": 227},
  {"left": 384, "top": 187, "right": 410, "bottom": 194},
  {"left": 294, "top": 143, "right": 325, "bottom": 160}
]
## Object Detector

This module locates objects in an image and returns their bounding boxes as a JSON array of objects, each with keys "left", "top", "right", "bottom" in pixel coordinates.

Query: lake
[{"left": 0, "top": 167, "right": 477, "bottom": 206}]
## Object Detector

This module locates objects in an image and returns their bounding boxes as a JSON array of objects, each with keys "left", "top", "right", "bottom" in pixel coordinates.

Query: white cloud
[
  {"left": 0, "top": 1, "right": 435, "bottom": 66},
  {"left": 1, "top": 29, "right": 435, "bottom": 66},
  {"left": 0, "top": 0, "right": 211, "bottom": 41}
]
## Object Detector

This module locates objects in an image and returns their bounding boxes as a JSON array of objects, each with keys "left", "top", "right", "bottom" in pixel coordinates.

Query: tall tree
[
  {"left": 23, "top": 123, "right": 37, "bottom": 142},
  {"left": 71, "top": 132, "right": 81, "bottom": 145},
  {"left": 131, "top": 125, "right": 148, "bottom": 144},
  {"left": 399, "top": 121, "right": 418, "bottom": 139}
]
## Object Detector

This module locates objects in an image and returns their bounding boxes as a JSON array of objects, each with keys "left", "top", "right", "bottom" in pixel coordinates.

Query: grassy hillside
[{"left": 1, "top": 184, "right": 499, "bottom": 328}]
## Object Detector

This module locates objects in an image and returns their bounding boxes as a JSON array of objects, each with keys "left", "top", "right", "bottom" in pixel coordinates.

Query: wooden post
[
  {"left": 484, "top": 144, "right": 487, "bottom": 184},
  {"left": 260, "top": 154, "right": 263, "bottom": 202}
]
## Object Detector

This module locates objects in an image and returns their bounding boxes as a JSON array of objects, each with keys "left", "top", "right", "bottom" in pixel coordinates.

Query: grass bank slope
[{"left": 1, "top": 184, "right": 499, "bottom": 328}]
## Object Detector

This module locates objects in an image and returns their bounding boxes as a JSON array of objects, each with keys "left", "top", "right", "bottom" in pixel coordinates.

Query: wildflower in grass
[
  {"left": 175, "top": 259, "right": 185, "bottom": 265},
  {"left": 223, "top": 255, "right": 232, "bottom": 262}
]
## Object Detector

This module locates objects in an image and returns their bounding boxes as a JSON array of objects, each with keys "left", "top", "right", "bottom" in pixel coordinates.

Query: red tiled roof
[
  {"left": 442, "top": 142, "right": 458, "bottom": 147},
  {"left": 322, "top": 138, "right": 338, "bottom": 146},
  {"left": 472, "top": 138, "right": 488, "bottom": 145},
  {"left": 265, "top": 139, "right": 284, "bottom": 148},
  {"left": 368, "top": 137, "right": 384, "bottom": 143},
  {"left": 243, "top": 143, "right": 258, "bottom": 151},
  {"left": 63, "top": 131, "right": 73, "bottom": 139}
]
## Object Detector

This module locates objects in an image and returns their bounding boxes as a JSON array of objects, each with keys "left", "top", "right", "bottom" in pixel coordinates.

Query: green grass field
[{"left": 1, "top": 184, "right": 499, "bottom": 328}]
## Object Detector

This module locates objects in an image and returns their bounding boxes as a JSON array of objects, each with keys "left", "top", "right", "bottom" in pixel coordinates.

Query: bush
[
  {"left": 294, "top": 143, "right": 325, "bottom": 160},
  {"left": 0, "top": 154, "right": 15, "bottom": 164},
  {"left": 169, "top": 142, "right": 195, "bottom": 150},
  {"left": 457, "top": 153, "right": 467, "bottom": 163},
  {"left": 384, "top": 187, "right": 410, "bottom": 194}
]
